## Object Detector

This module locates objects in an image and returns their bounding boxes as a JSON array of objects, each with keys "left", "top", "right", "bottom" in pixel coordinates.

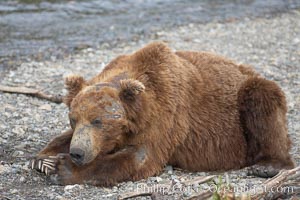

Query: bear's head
[
  {"left": 63, "top": 75, "right": 145, "bottom": 166},
  {"left": 63, "top": 42, "right": 177, "bottom": 166}
]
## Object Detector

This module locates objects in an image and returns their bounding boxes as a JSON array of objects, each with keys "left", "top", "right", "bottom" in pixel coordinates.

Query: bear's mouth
[{"left": 106, "top": 145, "right": 132, "bottom": 155}]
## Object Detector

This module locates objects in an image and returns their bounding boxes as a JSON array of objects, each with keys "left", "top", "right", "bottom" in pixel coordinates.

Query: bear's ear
[
  {"left": 133, "top": 42, "right": 172, "bottom": 65},
  {"left": 119, "top": 79, "right": 145, "bottom": 101},
  {"left": 63, "top": 75, "right": 86, "bottom": 107}
]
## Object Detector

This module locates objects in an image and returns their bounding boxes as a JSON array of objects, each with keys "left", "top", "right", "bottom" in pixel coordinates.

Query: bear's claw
[
  {"left": 30, "top": 156, "right": 58, "bottom": 176},
  {"left": 31, "top": 160, "right": 35, "bottom": 169},
  {"left": 30, "top": 153, "right": 75, "bottom": 184}
]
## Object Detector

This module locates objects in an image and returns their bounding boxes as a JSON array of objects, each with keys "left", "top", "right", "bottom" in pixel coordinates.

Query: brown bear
[{"left": 31, "top": 42, "right": 294, "bottom": 186}]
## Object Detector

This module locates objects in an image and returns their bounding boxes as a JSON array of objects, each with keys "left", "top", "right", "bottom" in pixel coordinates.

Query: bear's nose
[{"left": 70, "top": 148, "right": 85, "bottom": 165}]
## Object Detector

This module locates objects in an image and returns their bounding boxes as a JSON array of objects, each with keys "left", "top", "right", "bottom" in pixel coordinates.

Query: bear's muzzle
[{"left": 70, "top": 148, "right": 85, "bottom": 165}]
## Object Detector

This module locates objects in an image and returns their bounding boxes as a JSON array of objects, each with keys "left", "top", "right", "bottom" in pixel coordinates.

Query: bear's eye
[
  {"left": 69, "top": 118, "right": 76, "bottom": 129},
  {"left": 91, "top": 118, "right": 102, "bottom": 128}
]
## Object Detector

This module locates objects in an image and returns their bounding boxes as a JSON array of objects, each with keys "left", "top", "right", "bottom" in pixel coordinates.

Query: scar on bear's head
[{"left": 63, "top": 75, "right": 87, "bottom": 107}]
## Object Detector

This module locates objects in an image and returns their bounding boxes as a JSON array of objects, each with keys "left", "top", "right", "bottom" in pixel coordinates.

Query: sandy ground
[{"left": 0, "top": 10, "right": 299, "bottom": 200}]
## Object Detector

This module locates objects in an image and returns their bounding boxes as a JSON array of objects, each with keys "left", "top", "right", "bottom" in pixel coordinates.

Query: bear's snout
[
  {"left": 70, "top": 148, "right": 85, "bottom": 165},
  {"left": 70, "top": 125, "right": 98, "bottom": 165}
]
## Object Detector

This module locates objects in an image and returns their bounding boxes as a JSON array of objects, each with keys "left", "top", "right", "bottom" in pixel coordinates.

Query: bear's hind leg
[{"left": 238, "top": 77, "right": 295, "bottom": 178}]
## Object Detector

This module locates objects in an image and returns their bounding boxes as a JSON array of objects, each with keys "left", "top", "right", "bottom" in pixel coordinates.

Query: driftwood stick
[
  {"left": 0, "top": 85, "right": 63, "bottom": 103},
  {"left": 187, "top": 190, "right": 213, "bottom": 200},
  {"left": 119, "top": 175, "right": 216, "bottom": 200},
  {"left": 188, "top": 166, "right": 300, "bottom": 200},
  {"left": 183, "top": 175, "right": 216, "bottom": 186},
  {"left": 118, "top": 191, "right": 153, "bottom": 200},
  {"left": 250, "top": 166, "right": 300, "bottom": 200},
  {"left": 119, "top": 184, "right": 170, "bottom": 200}
]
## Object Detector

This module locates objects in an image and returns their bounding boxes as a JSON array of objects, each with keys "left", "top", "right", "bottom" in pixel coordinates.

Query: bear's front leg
[
  {"left": 46, "top": 146, "right": 158, "bottom": 186},
  {"left": 30, "top": 129, "right": 73, "bottom": 175}
]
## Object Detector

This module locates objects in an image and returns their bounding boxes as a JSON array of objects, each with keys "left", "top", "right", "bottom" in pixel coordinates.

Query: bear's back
[{"left": 175, "top": 51, "right": 252, "bottom": 85}]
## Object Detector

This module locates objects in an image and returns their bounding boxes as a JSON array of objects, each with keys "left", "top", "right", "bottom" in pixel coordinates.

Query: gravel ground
[{"left": 0, "top": 10, "right": 300, "bottom": 200}]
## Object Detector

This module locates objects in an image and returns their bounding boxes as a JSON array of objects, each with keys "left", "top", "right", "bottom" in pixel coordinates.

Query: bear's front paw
[
  {"left": 30, "top": 155, "right": 57, "bottom": 175},
  {"left": 48, "top": 153, "right": 77, "bottom": 185}
]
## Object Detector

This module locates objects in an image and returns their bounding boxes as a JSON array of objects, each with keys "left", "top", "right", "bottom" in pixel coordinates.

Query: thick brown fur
[{"left": 31, "top": 42, "right": 294, "bottom": 186}]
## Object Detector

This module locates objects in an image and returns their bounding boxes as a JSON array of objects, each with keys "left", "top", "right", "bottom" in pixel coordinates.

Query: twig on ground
[
  {"left": 0, "top": 85, "right": 63, "bottom": 103},
  {"left": 119, "top": 175, "right": 216, "bottom": 200},
  {"left": 118, "top": 184, "right": 170, "bottom": 200},
  {"left": 183, "top": 175, "right": 216, "bottom": 186},
  {"left": 250, "top": 166, "right": 300, "bottom": 200},
  {"left": 187, "top": 190, "right": 213, "bottom": 200},
  {"left": 118, "top": 191, "right": 153, "bottom": 200},
  {"left": 188, "top": 166, "right": 300, "bottom": 200}
]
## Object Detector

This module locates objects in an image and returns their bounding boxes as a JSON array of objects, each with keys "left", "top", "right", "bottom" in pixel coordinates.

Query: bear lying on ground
[{"left": 31, "top": 42, "right": 294, "bottom": 186}]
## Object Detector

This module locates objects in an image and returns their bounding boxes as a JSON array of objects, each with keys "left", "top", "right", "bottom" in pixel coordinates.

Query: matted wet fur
[{"left": 31, "top": 42, "right": 294, "bottom": 186}]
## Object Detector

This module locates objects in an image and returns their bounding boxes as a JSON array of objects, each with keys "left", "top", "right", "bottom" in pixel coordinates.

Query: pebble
[
  {"left": 10, "top": 189, "right": 18, "bottom": 194},
  {"left": 111, "top": 186, "right": 118, "bottom": 193},
  {"left": 33, "top": 177, "right": 40, "bottom": 181},
  {"left": 0, "top": 165, "right": 9, "bottom": 174},
  {"left": 183, "top": 191, "right": 192, "bottom": 197},
  {"left": 34, "top": 114, "right": 42, "bottom": 122},
  {"left": 156, "top": 177, "right": 163, "bottom": 183},
  {"left": 293, "top": 38, "right": 300, "bottom": 44},
  {"left": 102, "top": 193, "right": 114, "bottom": 198},
  {"left": 64, "top": 184, "right": 83, "bottom": 191},
  {"left": 165, "top": 165, "right": 173, "bottom": 174},
  {"left": 12, "top": 126, "right": 25, "bottom": 136},
  {"left": 39, "top": 104, "right": 52, "bottom": 111},
  {"left": 56, "top": 195, "right": 64, "bottom": 200},
  {"left": 11, "top": 168, "right": 20, "bottom": 174},
  {"left": 19, "top": 176, "right": 26, "bottom": 183},
  {"left": 15, "top": 143, "right": 28, "bottom": 150},
  {"left": 12, "top": 150, "right": 24, "bottom": 157}
]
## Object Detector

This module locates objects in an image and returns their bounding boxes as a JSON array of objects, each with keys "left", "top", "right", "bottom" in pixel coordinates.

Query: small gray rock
[{"left": 19, "top": 176, "right": 26, "bottom": 183}]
